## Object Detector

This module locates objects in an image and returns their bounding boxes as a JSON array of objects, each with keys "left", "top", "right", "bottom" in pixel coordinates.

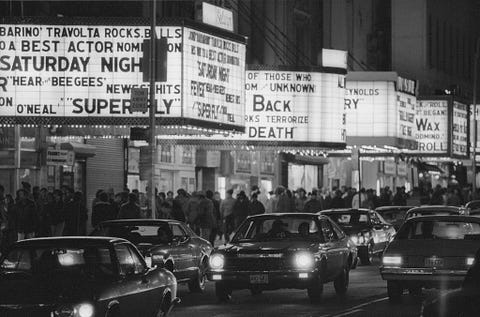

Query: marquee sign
[{"left": 0, "top": 21, "right": 246, "bottom": 131}]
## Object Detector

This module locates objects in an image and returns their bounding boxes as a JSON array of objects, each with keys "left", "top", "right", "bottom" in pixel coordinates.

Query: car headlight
[
  {"left": 75, "top": 303, "right": 94, "bottom": 317},
  {"left": 209, "top": 254, "right": 225, "bottom": 270},
  {"left": 294, "top": 252, "right": 314, "bottom": 269},
  {"left": 382, "top": 256, "right": 402, "bottom": 266},
  {"left": 350, "top": 236, "right": 358, "bottom": 244},
  {"left": 467, "top": 257, "right": 475, "bottom": 266},
  {"left": 55, "top": 303, "right": 94, "bottom": 317}
]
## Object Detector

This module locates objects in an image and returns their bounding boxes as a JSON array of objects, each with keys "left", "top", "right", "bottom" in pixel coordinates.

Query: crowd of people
[{"left": 0, "top": 181, "right": 474, "bottom": 254}]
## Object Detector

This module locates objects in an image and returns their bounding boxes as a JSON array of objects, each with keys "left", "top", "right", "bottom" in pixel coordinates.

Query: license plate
[
  {"left": 250, "top": 274, "right": 268, "bottom": 284},
  {"left": 425, "top": 257, "right": 444, "bottom": 267}
]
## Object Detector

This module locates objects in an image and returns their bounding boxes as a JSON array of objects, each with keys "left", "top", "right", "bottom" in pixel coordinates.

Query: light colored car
[{"left": 380, "top": 215, "right": 480, "bottom": 301}]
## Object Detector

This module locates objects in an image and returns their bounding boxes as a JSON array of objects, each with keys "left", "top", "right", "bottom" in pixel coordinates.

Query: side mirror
[{"left": 179, "top": 235, "right": 190, "bottom": 244}]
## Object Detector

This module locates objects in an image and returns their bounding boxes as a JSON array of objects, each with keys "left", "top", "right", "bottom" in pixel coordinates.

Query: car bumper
[
  {"left": 207, "top": 270, "right": 319, "bottom": 290},
  {"left": 381, "top": 267, "right": 467, "bottom": 284}
]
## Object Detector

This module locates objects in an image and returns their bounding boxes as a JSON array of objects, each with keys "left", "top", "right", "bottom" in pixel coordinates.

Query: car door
[
  {"left": 319, "top": 219, "right": 342, "bottom": 280},
  {"left": 113, "top": 243, "right": 147, "bottom": 317},
  {"left": 169, "top": 223, "right": 195, "bottom": 280},
  {"left": 329, "top": 219, "right": 350, "bottom": 269}
]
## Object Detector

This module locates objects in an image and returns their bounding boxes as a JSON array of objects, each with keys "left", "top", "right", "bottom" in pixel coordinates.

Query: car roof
[
  {"left": 98, "top": 219, "right": 181, "bottom": 226},
  {"left": 375, "top": 206, "right": 415, "bottom": 211},
  {"left": 12, "top": 236, "right": 127, "bottom": 247},
  {"left": 407, "top": 205, "right": 460, "bottom": 211},
  {"left": 319, "top": 208, "right": 372, "bottom": 214},
  {"left": 404, "top": 215, "right": 480, "bottom": 223}
]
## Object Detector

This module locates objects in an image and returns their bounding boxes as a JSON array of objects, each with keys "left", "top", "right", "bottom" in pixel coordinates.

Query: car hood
[
  {"left": 0, "top": 271, "right": 104, "bottom": 304},
  {"left": 385, "top": 239, "right": 480, "bottom": 257},
  {"left": 222, "top": 240, "right": 317, "bottom": 254}
]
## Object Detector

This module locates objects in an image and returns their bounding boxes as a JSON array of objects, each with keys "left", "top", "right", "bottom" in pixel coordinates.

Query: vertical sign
[
  {"left": 414, "top": 100, "right": 448, "bottom": 153},
  {"left": 452, "top": 101, "right": 468, "bottom": 157}
]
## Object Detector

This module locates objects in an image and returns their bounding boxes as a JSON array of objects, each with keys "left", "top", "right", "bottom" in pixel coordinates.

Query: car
[
  {"left": 375, "top": 206, "right": 415, "bottom": 231},
  {"left": 207, "top": 213, "right": 354, "bottom": 303},
  {"left": 0, "top": 236, "right": 179, "bottom": 317},
  {"left": 319, "top": 209, "right": 396, "bottom": 265},
  {"left": 404, "top": 205, "right": 461, "bottom": 220},
  {"left": 380, "top": 215, "right": 480, "bottom": 302},
  {"left": 91, "top": 219, "right": 213, "bottom": 293},
  {"left": 421, "top": 248, "right": 480, "bottom": 317}
]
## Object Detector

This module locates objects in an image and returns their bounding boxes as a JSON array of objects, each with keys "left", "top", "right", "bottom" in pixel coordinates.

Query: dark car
[
  {"left": 380, "top": 216, "right": 480, "bottom": 302},
  {"left": 0, "top": 237, "right": 179, "bottom": 317},
  {"left": 375, "top": 206, "right": 415, "bottom": 231},
  {"left": 421, "top": 247, "right": 480, "bottom": 317},
  {"left": 91, "top": 219, "right": 213, "bottom": 292},
  {"left": 319, "top": 209, "right": 396, "bottom": 265},
  {"left": 207, "top": 213, "right": 354, "bottom": 303},
  {"left": 404, "top": 205, "right": 461, "bottom": 220}
]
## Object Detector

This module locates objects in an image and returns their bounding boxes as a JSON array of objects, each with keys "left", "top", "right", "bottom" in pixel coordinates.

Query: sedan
[
  {"left": 207, "top": 213, "right": 354, "bottom": 303},
  {"left": 91, "top": 219, "right": 213, "bottom": 293},
  {"left": 375, "top": 206, "right": 415, "bottom": 231},
  {"left": 380, "top": 215, "right": 480, "bottom": 301},
  {"left": 0, "top": 237, "right": 179, "bottom": 317},
  {"left": 320, "top": 209, "right": 396, "bottom": 265}
]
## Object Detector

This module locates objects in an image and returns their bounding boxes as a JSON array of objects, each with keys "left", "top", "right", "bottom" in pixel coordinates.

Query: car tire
[
  {"left": 188, "top": 262, "right": 207, "bottom": 293},
  {"left": 307, "top": 281, "right": 323, "bottom": 303},
  {"left": 334, "top": 267, "right": 349, "bottom": 296},
  {"left": 215, "top": 282, "right": 232, "bottom": 302},
  {"left": 359, "top": 243, "right": 374, "bottom": 265},
  {"left": 105, "top": 305, "right": 121, "bottom": 317},
  {"left": 387, "top": 280, "right": 403, "bottom": 302},
  {"left": 155, "top": 292, "right": 172, "bottom": 317}
]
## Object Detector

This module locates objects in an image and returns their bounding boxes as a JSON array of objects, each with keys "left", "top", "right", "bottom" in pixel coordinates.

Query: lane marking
[{"left": 318, "top": 296, "right": 389, "bottom": 317}]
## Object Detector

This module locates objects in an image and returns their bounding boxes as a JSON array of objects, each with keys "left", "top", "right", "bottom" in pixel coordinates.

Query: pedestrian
[
  {"left": 74, "top": 191, "right": 88, "bottom": 235},
  {"left": 446, "top": 188, "right": 462, "bottom": 206},
  {"left": 49, "top": 189, "right": 65, "bottom": 236},
  {"left": 185, "top": 192, "right": 201, "bottom": 234},
  {"left": 0, "top": 185, "right": 8, "bottom": 252},
  {"left": 63, "top": 187, "right": 77, "bottom": 235},
  {"left": 331, "top": 190, "right": 345, "bottom": 208},
  {"left": 91, "top": 191, "right": 117, "bottom": 228},
  {"left": 171, "top": 198, "right": 186, "bottom": 222},
  {"left": 194, "top": 191, "right": 216, "bottom": 243},
  {"left": 233, "top": 191, "right": 249, "bottom": 228},
  {"left": 12, "top": 189, "right": 37, "bottom": 240},
  {"left": 295, "top": 188, "right": 307, "bottom": 212},
  {"left": 220, "top": 189, "right": 236, "bottom": 242},
  {"left": 304, "top": 190, "right": 323, "bottom": 213},
  {"left": 206, "top": 190, "right": 221, "bottom": 245},
  {"left": 35, "top": 188, "right": 50, "bottom": 237},
  {"left": 118, "top": 193, "right": 142, "bottom": 219},
  {"left": 248, "top": 193, "right": 265, "bottom": 215}
]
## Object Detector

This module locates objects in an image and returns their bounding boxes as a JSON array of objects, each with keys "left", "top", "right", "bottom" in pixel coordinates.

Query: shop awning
[
  {"left": 60, "top": 142, "right": 96, "bottom": 158},
  {"left": 415, "top": 161, "right": 444, "bottom": 174},
  {"left": 282, "top": 153, "right": 330, "bottom": 166}
]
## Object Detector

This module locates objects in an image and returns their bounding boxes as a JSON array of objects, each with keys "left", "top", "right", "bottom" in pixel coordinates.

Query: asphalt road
[{"left": 171, "top": 258, "right": 441, "bottom": 317}]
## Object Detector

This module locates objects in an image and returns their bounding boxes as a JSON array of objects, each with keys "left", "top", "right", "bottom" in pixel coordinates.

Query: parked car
[
  {"left": 319, "top": 209, "right": 396, "bottom": 265},
  {"left": 375, "top": 206, "right": 415, "bottom": 231},
  {"left": 421, "top": 247, "right": 480, "bottom": 317},
  {"left": 404, "top": 205, "right": 461, "bottom": 220},
  {"left": 380, "top": 215, "right": 480, "bottom": 302},
  {"left": 91, "top": 219, "right": 213, "bottom": 293},
  {"left": 207, "top": 213, "right": 354, "bottom": 303},
  {"left": 0, "top": 237, "right": 179, "bottom": 317}
]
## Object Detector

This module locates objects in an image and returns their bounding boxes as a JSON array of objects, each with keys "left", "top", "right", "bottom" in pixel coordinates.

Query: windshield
[
  {"left": 232, "top": 216, "right": 322, "bottom": 242},
  {"left": 0, "top": 246, "right": 115, "bottom": 277},
  {"left": 325, "top": 213, "right": 369, "bottom": 226},
  {"left": 96, "top": 224, "right": 173, "bottom": 245},
  {"left": 396, "top": 220, "right": 480, "bottom": 240},
  {"left": 380, "top": 210, "right": 407, "bottom": 223}
]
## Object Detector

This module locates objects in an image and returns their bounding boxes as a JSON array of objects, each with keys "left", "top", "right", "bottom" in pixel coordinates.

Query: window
[
  {"left": 115, "top": 244, "right": 136, "bottom": 275},
  {"left": 126, "top": 245, "right": 146, "bottom": 274},
  {"left": 330, "top": 221, "right": 345, "bottom": 239},
  {"left": 182, "top": 146, "right": 193, "bottom": 164},
  {"left": 397, "top": 221, "right": 480, "bottom": 240},
  {"left": 171, "top": 224, "right": 187, "bottom": 239},
  {"left": 320, "top": 219, "right": 336, "bottom": 242},
  {"left": 160, "top": 145, "right": 173, "bottom": 163}
]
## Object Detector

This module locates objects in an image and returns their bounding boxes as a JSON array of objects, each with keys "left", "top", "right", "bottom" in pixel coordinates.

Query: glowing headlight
[
  {"left": 294, "top": 252, "right": 314, "bottom": 269},
  {"left": 209, "top": 254, "right": 225, "bottom": 270},
  {"left": 382, "top": 256, "right": 402, "bottom": 266},
  {"left": 75, "top": 303, "right": 94, "bottom": 317},
  {"left": 350, "top": 236, "right": 358, "bottom": 244},
  {"left": 467, "top": 257, "right": 475, "bottom": 266}
]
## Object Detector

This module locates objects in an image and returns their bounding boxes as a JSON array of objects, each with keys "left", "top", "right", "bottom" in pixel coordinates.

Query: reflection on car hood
[
  {"left": 0, "top": 271, "right": 104, "bottom": 304},
  {"left": 386, "top": 239, "right": 480, "bottom": 257},
  {"left": 223, "top": 240, "right": 316, "bottom": 254}
]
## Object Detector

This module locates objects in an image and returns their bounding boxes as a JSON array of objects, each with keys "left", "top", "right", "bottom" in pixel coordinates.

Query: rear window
[
  {"left": 396, "top": 220, "right": 480, "bottom": 240},
  {"left": 380, "top": 210, "right": 407, "bottom": 222},
  {"left": 327, "top": 213, "right": 368, "bottom": 226},
  {"left": 406, "top": 210, "right": 458, "bottom": 219}
]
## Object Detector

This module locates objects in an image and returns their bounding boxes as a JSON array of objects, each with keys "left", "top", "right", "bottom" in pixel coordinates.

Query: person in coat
[
  {"left": 91, "top": 191, "right": 117, "bottom": 228},
  {"left": 13, "top": 189, "right": 37, "bottom": 240},
  {"left": 233, "top": 191, "right": 249, "bottom": 228},
  {"left": 248, "top": 193, "right": 265, "bottom": 216},
  {"left": 118, "top": 193, "right": 142, "bottom": 219}
]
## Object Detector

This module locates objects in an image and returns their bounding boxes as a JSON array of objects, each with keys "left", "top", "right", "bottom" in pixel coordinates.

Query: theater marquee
[{"left": 0, "top": 20, "right": 246, "bottom": 132}]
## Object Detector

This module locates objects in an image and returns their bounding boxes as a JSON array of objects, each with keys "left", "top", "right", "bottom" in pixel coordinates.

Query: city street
[{"left": 173, "top": 258, "right": 437, "bottom": 317}]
